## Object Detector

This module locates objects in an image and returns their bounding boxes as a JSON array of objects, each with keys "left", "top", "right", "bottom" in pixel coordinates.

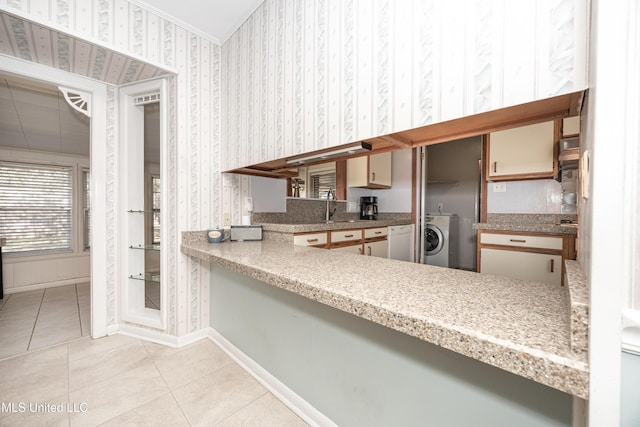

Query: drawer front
[
  {"left": 480, "top": 232, "right": 562, "bottom": 250},
  {"left": 293, "top": 232, "right": 328, "bottom": 246},
  {"left": 331, "top": 229, "right": 363, "bottom": 243},
  {"left": 364, "top": 227, "right": 388, "bottom": 239}
]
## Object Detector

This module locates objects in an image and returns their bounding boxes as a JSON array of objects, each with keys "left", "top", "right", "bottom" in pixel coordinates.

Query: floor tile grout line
[
  {"left": 67, "top": 339, "right": 173, "bottom": 396},
  {"left": 26, "top": 288, "right": 47, "bottom": 352},
  {"left": 75, "top": 283, "right": 84, "bottom": 337},
  {"left": 212, "top": 391, "right": 270, "bottom": 426},
  {"left": 67, "top": 342, "right": 72, "bottom": 427},
  {"left": 68, "top": 335, "right": 142, "bottom": 366},
  {"left": 91, "top": 342, "right": 187, "bottom": 426},
  {"left": 0, "top": 293, "right": 10, "bottom": 310},
  {"left": 149, "top": 357, "right": 195, "bottom": 426},
  {"left": 141, "top": 342, "right": 193, "bottom": 425}
]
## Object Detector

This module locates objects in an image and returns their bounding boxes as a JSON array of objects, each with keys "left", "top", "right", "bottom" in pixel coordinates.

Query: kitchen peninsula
[{"left": 182, "top": 229, "right": 588, "bottom": 426}]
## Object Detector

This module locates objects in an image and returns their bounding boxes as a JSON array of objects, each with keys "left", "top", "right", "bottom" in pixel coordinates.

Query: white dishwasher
[{"left": 387, "top": 224, "right": 415, "bottom": 262}]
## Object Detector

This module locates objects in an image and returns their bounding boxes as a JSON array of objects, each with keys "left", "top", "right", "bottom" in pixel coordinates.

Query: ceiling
[
  {"left": 138, "top": 0, "right": 264, "bottom": 43},
  {"left": 0, "top": 75, "right": 90, "bottom": 157},
  {"left": 0, "top": 12, "right": 171, "bottom": 86},
  {"left": 0, "top": 73, "right": 160, "bottom": 163}
]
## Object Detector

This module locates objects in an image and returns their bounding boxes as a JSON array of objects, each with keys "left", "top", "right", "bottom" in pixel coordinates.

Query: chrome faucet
[{"left": 325, "top": 189, "right": 336, "bottom": 222}]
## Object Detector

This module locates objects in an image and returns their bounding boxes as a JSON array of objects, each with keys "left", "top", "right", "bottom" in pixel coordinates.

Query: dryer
[{"left": 424, "top": 214, "right": 458, "bottom": 268}]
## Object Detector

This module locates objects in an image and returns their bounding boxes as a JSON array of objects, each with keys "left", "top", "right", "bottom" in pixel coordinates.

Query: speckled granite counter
[
  {"left": 565, "top": 260, "right": 589, "bottom": 359},
  {"left": 181, "top": 236, "right": 589, "bottom": 399},
  {"left": 258, "top": 219, "right": 412, "bottom": 234},
  {"left": 473, "top": 213, "right": 578, "bottom": 235}
]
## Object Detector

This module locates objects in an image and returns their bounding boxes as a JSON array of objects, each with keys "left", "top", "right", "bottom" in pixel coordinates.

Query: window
[
  {"left": 152, "top": 175, "right": 160, "bottom": 244},
  {"left": 307, "top": 164, "right": 336, "bottom": 199},
  {"left": 0, "top": 162, "right": 73, "bottom": 255},
  {"left": 83, "top": 168, "right": 91, "bottom": 251}
]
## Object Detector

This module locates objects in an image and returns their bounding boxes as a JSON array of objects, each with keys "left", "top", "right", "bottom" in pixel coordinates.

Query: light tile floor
[
  {"left": 0, "top": 334, "right": 309, "bottom": 426},
  {"left": 0, "top": 283, "right": 90, "bottom": 360}
]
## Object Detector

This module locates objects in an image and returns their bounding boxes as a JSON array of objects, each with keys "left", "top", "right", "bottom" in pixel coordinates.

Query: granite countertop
[
  {"left": 474, "top": 222, "right": 578, "bottom": 235},
  {"left": 257, "top": 219, "right": 413, "bottom": 233},
  {"left": 473, "top": 213, "right": 579, "bottom": 235},
  {"left": 181, "top": 237, "right": 589, "bottom": 399}
]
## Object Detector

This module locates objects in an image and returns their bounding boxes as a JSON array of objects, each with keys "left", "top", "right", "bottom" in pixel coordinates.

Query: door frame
[{"left": 0, "top": 55, "right": 109, "bottom": 338}]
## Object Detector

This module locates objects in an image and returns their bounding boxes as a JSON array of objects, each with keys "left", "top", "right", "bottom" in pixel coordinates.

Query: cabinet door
[
  {"left": 331, "top": 243, "right": 363, "bottom": 255},
  {"left": 480, "top": 248, "right": 562, "bottom": 285},
  {"left": 488, "top": 121, "right": 555, "bottom": 179},
  {"left": 365, "top": 240, "right": 388, "bottom": 258},
  {"left": 346, "top": 156, "right": 368, "bottom": 187},
  {"left": 347, "top": 153, "right": 391, "bottom": 188},
  {"left": 369, "top": 152, "right": 391, "bottom": 187}
]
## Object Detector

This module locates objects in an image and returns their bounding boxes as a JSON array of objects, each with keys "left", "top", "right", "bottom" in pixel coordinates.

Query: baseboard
[
  {"left": 207, "top": 327, "right": 336, "bottom": 427},
  {"left": 2, "top": 277, "right": 91, "bottom": 294},
  {"left": 117, "top": 323, "right": 210, "bottom": 348},
  {"left": 106, "top": 324, "right": 119, "bottom": 336}
]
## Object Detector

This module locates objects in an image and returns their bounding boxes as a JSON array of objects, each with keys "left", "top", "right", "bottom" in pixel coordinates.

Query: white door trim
[{"left": 0, "top": 54, "right": 110, "bottom": 339}]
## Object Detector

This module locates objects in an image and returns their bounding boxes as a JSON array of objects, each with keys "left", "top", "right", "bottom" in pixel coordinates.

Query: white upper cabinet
[
  {"left": 562, "top": 116, "right": 580, "bottom": 136},
  {"left": 487, "top": 121, "right": 556, "bottom": 181},
  {"left": 347, "top": 153, "right": 392, "bottom": 189}
]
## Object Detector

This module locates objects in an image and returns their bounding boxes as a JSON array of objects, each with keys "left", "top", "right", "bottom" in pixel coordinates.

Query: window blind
[
  {"left": 0, "top": 162, "right": 73, "bottom": 255},
  {"left": 311, "top": 171, "right": 336, "bottom": 199}
]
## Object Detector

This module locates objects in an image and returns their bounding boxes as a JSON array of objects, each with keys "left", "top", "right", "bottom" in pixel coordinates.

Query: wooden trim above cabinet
[
  {"left": 480, "top": 136, "right": 488, "bottom": 223},
  {"left": 335, "top": 160, "right": 347, "bottom": 200}
]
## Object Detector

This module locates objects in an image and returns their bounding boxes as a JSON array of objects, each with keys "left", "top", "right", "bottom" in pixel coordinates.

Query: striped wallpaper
[{"left": 222, "top": 0, "right": 588, "bottom": 171}]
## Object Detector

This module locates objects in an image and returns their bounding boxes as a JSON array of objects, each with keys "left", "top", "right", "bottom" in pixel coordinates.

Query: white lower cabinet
[
  {"left": 331, "top": 243, "right": 363, "bottom": 254},
  {"left": 480, "top": 248, "right": 562, "bottom": 286},
  {"left": 294, "top": 227, "right": 389, "bottom": 258},
  {"left": 365, "top": 240, "right": 388, "bottom": 258}
]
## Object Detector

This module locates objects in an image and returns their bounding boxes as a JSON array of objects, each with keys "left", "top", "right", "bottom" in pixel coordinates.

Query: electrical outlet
[
  {"left": 493, "top": 182, "right": 507, "bottom": 193},
  {"left": 223, "top": 212, "right": 231, "bottom": 226}
]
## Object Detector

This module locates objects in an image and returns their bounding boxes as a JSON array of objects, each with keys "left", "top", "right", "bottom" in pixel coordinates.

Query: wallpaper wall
[
  {"left": 0, "top": 0, "right": 221, "bottom": 337},
  {"left": 222, "top": 0, "right": 589, "bottom": 171}
]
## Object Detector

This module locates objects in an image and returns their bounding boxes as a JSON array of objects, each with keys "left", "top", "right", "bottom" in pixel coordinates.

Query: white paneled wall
[
  {"left": 222, "top": 0, "right": 589, "bottom": 171},
  {"left": 1, "top": 0, "right": 221, "bottom": 336}
]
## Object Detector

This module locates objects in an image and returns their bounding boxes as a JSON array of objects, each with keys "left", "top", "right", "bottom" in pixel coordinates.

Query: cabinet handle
[
  {"left": 344, "top": 234, "right": 354, "bottom": 238},
  {"left": 358, "top": 247, "right": 363, "bottom": 254},
  {"left": 374, "top": 231, "right": 382, "bottom": 234},
  {"left": 368, "top": 246, "right": 372, "bottom": 256},
  {"left": 510, "top": 239, "right": 527, "bottom": 243},
  {"left": 371, "top": 172, "right": 376, "bottom": 182},
  {"left": 493, "top": 162, "right": 497, "bottom": 173},
  {"left": 550, "top": 259, "right": 555, "bottom": 273},
  {"left": 306, "top": 238, "right": 319, "bottom": 243}
]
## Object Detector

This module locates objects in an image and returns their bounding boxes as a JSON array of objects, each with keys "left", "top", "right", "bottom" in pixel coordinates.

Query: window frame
[{"left": 0, "top": 154, "right": 89, "bottom": 259}]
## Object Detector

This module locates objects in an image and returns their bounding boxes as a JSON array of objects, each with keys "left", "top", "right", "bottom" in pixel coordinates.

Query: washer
[{"left": 424, "top": 214, "right": 458, "bottom": 268}]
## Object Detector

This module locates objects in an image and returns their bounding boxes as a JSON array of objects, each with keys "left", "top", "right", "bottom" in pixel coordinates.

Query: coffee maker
[{"left": 359, "top": 196, "right": 378, "bottom": 220}]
